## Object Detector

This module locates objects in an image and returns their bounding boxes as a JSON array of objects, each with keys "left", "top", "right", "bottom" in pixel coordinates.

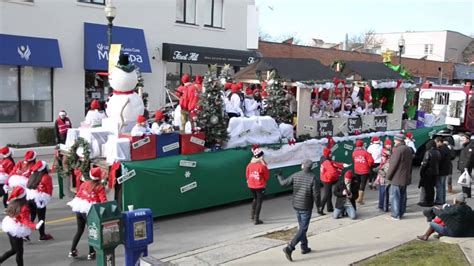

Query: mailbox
[
  {"left": 123, "top": 208, "right": 154, "bottom": 266},
  {"left": 87, "top": 201, "right": 123, "bottom": 266}
]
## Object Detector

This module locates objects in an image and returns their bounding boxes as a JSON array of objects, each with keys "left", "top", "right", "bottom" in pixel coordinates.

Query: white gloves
[
  {"left": 342, "top": 189, "right": 347, "bottom": 195},
  {"left": 343, "top": 163, "right": 351, "bottom": 168},
  {"left": 3, "top": 185, "right": 9, "bottom": 194},
  {"left": 36, "top": 220, "right": 44, "bottom": 230}
]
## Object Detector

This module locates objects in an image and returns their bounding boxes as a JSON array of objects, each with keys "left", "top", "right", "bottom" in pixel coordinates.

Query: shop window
[
  {"left": 77, "top": 0, "right": 105, "bottom": 4},
  {"left": 204, "top": 0, "right": 224, "bottom": 28},
  {"left": 0, "top": 66, "right": 53, "bottom": 123},
  {"left": 424, "top": 44, "right": 433, "bottom": 55},
  {"left": 176, "top": 0, "right": 197, "bottom": 25},
  {"left": 85, "top": 71, "right": 108, "bottom": 115}
]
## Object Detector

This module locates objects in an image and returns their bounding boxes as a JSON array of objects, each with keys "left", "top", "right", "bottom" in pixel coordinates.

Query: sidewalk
[{"left": 161, "top": 191, "right": 473, "bottom": 265}]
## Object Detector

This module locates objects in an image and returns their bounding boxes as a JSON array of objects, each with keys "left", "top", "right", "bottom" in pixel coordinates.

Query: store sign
[
  {"left": 348, "top": 117, "right": 362, "bottom": 134},
  {"left": 162, "top": 43, "right": 259, "bottom": 66},
  {"left": 0, "top": 34, "right": 62, "bottom": 68},
  {"left": 84, "top": 23, "right": 151, "bottom": 72},
  {"left": 317, "top": 120, "right": 333, "bottom": 137},
  {"left": 374, "top": 116, "right": 387, "bottom": 131}
]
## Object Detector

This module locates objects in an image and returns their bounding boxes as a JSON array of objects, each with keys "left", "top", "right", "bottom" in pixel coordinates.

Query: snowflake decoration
[
  {"left": 185, "top": 171, "right": 191, "bottom": 178},
  {"left": 345, "top": 151, "right": 348, "bottom": 156}
]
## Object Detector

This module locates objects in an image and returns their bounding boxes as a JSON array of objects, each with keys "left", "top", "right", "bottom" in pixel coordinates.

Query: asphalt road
[{"left": 0, "top": 161, "right": 460, "bottom": 265}]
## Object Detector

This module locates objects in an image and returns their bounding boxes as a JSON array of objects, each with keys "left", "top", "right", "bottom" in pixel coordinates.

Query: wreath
[
  {"left": 63, "top": 137, "right": 91, "bottom": 179},
  {"left": 331, "top": 60, "right": 345, "bottom": 73}
]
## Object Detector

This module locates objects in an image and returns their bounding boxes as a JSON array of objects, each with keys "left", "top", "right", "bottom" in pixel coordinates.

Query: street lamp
[
  {"left": 398, "top": 35, "right": 405, "bottom": 65},
  {"left": 104, "top": 0, "right": 117, "bottom": 53}
]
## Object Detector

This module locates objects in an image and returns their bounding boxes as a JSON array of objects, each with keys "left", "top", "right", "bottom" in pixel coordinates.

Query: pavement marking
[{"left": 45, "top": 216, "right": 76, "bottom": 225}]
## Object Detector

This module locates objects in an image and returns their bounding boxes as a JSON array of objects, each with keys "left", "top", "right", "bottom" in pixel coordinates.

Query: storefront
[
  {"left": 162, "top": 43, "right": 259, "bottom": 92},
  {"left": 83, "top": 22, "right": 151, "bottom": 114},
  {"left": 0, "top": 33, "right": 62, "bottom": 123}
]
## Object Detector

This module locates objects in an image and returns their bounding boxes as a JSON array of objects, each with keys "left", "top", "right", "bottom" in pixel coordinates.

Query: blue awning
[
  {"left": 0, "top": 34, "right": 62, "bottom": 68},
  {"left": 84, "top": 23, "right": 151, "bottom": 72}
]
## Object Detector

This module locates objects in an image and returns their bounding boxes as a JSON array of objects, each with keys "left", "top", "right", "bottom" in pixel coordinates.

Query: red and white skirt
[
  {"left": 1, "top": 216, "right": 32, "bottom": 238},
  {"left": 67, "top": 197, "right": 94, "bottom": 214},
  {"left": 26, "top": 189, "right": 51, "bottom": 209},
  {"left": 8, "top": 175, "right": 28, "bottom": 189}
]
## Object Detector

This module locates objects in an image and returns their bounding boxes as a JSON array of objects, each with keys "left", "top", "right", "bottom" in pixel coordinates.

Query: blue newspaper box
[
  {"left": 123, "top": 208, "right": 154, "bottom": 266},
  {"left": 155, "top": 132, "right": 180, "bottom": 158}
]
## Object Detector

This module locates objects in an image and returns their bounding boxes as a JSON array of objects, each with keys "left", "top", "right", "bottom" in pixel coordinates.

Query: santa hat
[
  {"left": 371, "top": 136, "right": 380, "bottom": 143},
  {"left": 24, "top": 150, "right": 36, "bottom": 162},
  {"left": 405, "top": 132, "right": 414, "bottom": 140},
  {"left": 195, "top": 75, "right": 203, "bottom": 85},
  {"left": 344, "top": 170, "right": 353, "bottom": 180},
  {"left": 90, "top": 100, "right": 100, "bottom": 110},
  {"left": 155, "top": 111, "right": 164, "bottom": 121},
  {"left": 190, "top": 110, "right": 198, "bottom": 120},
  {"left": 224, "top": 82, "right": 232, "bottom": 90},
  {"left": 89, "top": 167, "right": 103, "bottom": 181},
  {"left": 231, "top": 84, "right": 240, "bottom": 93},
  {"left": 384, "top": 138, "right": 392, "bottom": 146},
  {"left": 7, "top": 186, "right": 26, "bottom": 203},
  {"left": 31, "top": 160, "right": 47, "bottom": 172},
  {"left": 356, "top": 140, "right": 364, "bottom": 147},
  {"left": 137, "top": 115, "right": 147, "bottom": 124},
  {"left": 251, "top": 144, "right": 264, "bottom": 158},
  {"left": 323, "top": 147, "right": 331, "bottom": 158},
  {"left": 59, "top": 110, "right": 67, "bottom": 117},
  {"left": 0, "top": 146, "right": 12, "bottom": 158},
  {"left": 245, "top": 87, "right": 253, "bottom": 95},
  {"left": 181, "top": 74, "right": 190, "bottom": 84}
]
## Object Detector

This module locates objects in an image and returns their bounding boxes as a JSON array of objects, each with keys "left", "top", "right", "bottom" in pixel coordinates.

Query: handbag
[{"left": 457, "top": 170, "right": 471, "bottom": 187}]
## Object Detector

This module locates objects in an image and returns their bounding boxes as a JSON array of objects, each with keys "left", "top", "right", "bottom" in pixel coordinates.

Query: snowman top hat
[{"left": 116, "top": 53, "right": 136, "bottom": 73}]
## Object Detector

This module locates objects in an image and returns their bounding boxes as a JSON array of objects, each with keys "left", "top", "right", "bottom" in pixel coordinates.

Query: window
[
  {"left": 424, "top": 44, "right": 433, "bottom": 55},
  {"left": 434, "top": 92, "right": 450, "bottom": 105},
  {"left": 77, "top": 0, "right": 105, "bottom": 4},
  {"left": 204, "top": 0, "right": 224, "bottom": 28},
  {"left": 176, "top": 0, "right": 197, "bottom": 25},
  {"left": 412, "top": 76, "right": 422, "bottom": 84},
  {"left": 0, "top": 66, "right": 53, "bottom": 123}
]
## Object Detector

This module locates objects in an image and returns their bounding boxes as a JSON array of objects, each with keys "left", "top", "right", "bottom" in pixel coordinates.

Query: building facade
[
  {"left": 375, "top": 31, "right": 472, "bottom": 63},
  {"left": 0, "top": 0, "right": 259, "bottom": 145}
]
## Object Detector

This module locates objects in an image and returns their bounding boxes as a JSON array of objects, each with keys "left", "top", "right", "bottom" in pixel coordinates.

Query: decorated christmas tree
[
  {"left": 263, "top": 70, "right": 293, "bottom": 124},
  {"left": 196, "top": 64, "right": 229, "bottom": 148}
]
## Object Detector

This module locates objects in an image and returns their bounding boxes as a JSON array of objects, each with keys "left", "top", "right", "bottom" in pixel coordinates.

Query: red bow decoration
[
  {"left": 326, "top": 135, "right": 336, "bottom": 149},
  {"left": 364, "top": 85, "right": 372, "bottom": 102},
  {"left": 396, "top": 79, "right": 402, "bottom": 89},
  {"left": 288, "top": 138, "right": 296, "bottom": 146}
]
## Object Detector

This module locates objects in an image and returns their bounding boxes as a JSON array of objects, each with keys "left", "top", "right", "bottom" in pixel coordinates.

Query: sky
[{"left": 256, "top": 0, "right": 474, "bottom": 44}]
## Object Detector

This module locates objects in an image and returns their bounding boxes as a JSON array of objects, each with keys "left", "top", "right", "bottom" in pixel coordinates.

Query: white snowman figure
[{"left": 106, "top": 54, "right": 144, "bottom": 132}]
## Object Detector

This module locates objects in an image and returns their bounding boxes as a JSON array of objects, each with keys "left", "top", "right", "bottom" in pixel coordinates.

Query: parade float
[{"left": 57, "top": 53, "right": 445, "bottom": 218}]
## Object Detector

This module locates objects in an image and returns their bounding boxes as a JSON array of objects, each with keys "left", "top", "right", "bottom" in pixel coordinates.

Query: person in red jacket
[
  {"left": 10, "top": 150, "right": 36, "bottom": 177},
  {"left": 320, "top": 148, "right": 350, "bottom": 214},
  {"left": 1, "top": 186, "right": 42, "bottom": 265},
  {"left": 26, "top": 160, "right": 54, "bottom": 241},
  {"left": 0, "top": 147, "right": 15, "bottom": 210},
  {"left": 54, "top": 110, "right": 72, "bottom": 144},
  {"left": 352, "top": 139, "right": 375, "bottom": 204},
  {"left": 246, "top": 145, "right": 270, "bottom": 225},
  {"left": 176, "top": 74, "right": 194, "bottom": 132},
  {"left": 67, "top": 167, "right": 107, "bottom": 260}
]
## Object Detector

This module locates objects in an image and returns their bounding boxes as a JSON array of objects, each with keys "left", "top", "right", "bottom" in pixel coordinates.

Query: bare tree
[
  {"left": 259, "top": 29, "right": 302, "bottom": 45},
  {"left": 347, "top": 29, "right": 384, "bottom": 52}
]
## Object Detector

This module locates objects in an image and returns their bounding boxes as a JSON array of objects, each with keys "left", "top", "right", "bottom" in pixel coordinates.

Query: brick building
[{"left": 258, "top": 41, "right": 456, "bottom": 84}]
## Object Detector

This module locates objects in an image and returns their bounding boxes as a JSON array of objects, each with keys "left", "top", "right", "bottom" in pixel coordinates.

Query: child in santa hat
[
  {"left": 84, "top": 100, "right": 107, "bottom": 128},
  {"left": 333, "top": 170, "right": 358, "bottom": 220},
  {"left": 367, "top": 137, "right": 383, "bottom": 190},
  {"left": 0, "top": 186, "right": 43, "bottom": 265},
  {"left": 67, "top": 167, "right": 107, "bottom": 260},
  {"left": 0, "top": 147, "right": 15, "bottom": 210},
  {"left": 5, "top": 150, "right": 37, "bottom": 196},
  {"left": 405, "top": 132, "right": 417, "bottom": 154},
  {"left": 26, "top": 160, "right": 54, "bottom": 241},
  {"left": 244, "top": 87, "right": 259, "bottom": 117},
  {"left": 352, "top": 140, "right": 374, "bottom": 205},
  {"left": 245, "top": 145, "right": 269, "bottom": 225},
  {"left": 151, "top": 110, "right": 172, "bottom": 135},
  {"left": 131, "top": 115, "right": 150, "bottom": 137},
  {"left": 226, "top": 84, "right": 244, "bottom": 118},
  {"left": 320, "top": 148, "right": 350, "bottom": 215}
]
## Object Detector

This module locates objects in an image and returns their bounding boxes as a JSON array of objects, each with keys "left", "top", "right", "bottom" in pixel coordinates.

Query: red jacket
[
  {"left": 352, "top": 148, "right": 375, "bottom": 175},
  {"left": 15, "top": 205, "right": 37, "bottom": 230},
  {"left": 76, "top": 181, "right": 107, "bottom": 204},
  {"left": 177, "top": 83, "right": 200, "bottom": 111},
  {"left": 11, "top": 160, "right": 34, "bottom": 177},
  {"left": 246, "top": 162, "right": 270, "bottom": 189},
  {"left": 37, "top": 173, "right": 53, "bottom": 196},
  {"left": 320, "top": 160, "right": 344, "bottom": 183},
  {"left": 0, "top": 158, "right": 15, "bottom": 175},
  {"left": 56, "top": 117, "right": 72, "bottom": 135}
]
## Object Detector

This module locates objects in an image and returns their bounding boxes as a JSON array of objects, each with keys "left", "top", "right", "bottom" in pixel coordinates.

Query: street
[{"left": 0, "top": 163, "right": 457, "bottom": 265}]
